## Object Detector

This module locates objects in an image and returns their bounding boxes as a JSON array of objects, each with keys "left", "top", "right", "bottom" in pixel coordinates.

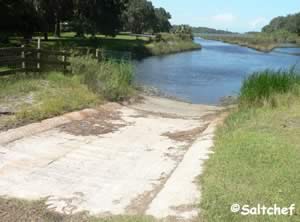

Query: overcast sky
[{"left": 151, "top": 0, "right": 300, "bottom": 32}]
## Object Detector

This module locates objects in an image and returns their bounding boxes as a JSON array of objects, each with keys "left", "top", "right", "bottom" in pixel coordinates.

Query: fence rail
[
  {"left": 71, "top": 47, "right": 133, "bottom": 61},
  {"left": 0, "top": 41, "right": 70, "bottom": 76},
  {"left": 0, "top": 40, "right": 133, "bottom": 76}
]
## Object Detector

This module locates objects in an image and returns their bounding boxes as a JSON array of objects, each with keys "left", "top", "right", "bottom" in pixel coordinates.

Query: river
[{"left": 134, "top": 38, "right": 300, "bottom": 105}]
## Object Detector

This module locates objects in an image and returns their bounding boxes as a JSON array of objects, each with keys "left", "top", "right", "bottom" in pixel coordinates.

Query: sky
[{"left": 151, "top": 0, "right": 300, "bottom": 33}]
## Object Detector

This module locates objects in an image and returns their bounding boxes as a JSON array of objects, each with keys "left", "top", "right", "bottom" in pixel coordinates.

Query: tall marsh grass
[
  {"left": 70, "top": 56, "right": 135, "bottom": 101},
  {"left": 239, "top": 68, "right": 300, "bottom": 107}
]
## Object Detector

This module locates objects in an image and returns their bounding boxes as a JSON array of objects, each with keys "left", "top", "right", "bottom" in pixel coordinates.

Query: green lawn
[
  {"left": 4, "top": 32, "right": 200, "bottom": 57},
  {"left": 200, "top": 97, "right": 300, "bottom": 222},
  {"left": 5, "top": 32, "right": 150, "bottom": 55}
]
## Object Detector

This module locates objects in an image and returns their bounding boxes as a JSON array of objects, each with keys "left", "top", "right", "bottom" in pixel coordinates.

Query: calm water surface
[{"left": 134, "top": 38, "right": 300, "bottom": 104}]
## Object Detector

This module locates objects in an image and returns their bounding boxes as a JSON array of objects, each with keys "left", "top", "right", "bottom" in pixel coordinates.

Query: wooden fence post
[
  {"left": 62, "top": 50, "right": 66, "bottom": 73},
  {"left": 37, "top": 38, "right": 41, "bottom": 71},
  {"left": 21, "top": 45, "right": 26, "bottom": 71},
  {"left": 96, "top": 49, "right": 99, "bottom": 61}
]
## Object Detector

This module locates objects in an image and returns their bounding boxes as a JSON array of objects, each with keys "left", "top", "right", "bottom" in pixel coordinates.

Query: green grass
[
  {"left": 239, "top": 69, "right": 300, "bottom": 107},
  {"left": 0, "top": 72, "right": 98, "bottom": 128},
  {"left": 5, "top": 32, "right": 150, "bottom": 55},
  {"left": 4, "top": 32, "right": 200, "bottom": 57},
  {"left": 16, "top": 73, "right": 99, "bottom": 122},
  {"left": 0, "top": 197, "right": 157, "bottom": 222},
  {"left": 145, "top": 33, "right": 201, "bottom": 55},
  {"left": 146, "top": 40, "right": 200, "bottom": 56},
  {"left": 0, "top": 57, "right": 135, "bottom": 129},
  {"left": 200, "top": 70, "right": 300, "bottom": 222},
  {"left": 70, "top": 56, "right": 135, "bottom": 101}
]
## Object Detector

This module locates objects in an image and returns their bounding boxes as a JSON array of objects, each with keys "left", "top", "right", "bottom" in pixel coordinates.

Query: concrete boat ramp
[{"left": 0, "top": 96, "right": 224, "bottom": 221}]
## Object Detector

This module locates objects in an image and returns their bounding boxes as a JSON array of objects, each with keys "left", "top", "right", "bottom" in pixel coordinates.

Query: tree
[
  {"left": 153, "top": 8, "right": 171, "bottom": 33},
  {"left": 32, "top": 0, "right": 74, "bottom": 38},
  {"left": 71, "top": 0, "right": 127, "bottom": 37},
  {"left": 262, "top": 12, "right": 300, "bottom": 36},
  {"left": 94, "top": 0, "right": 127, "bottom": 36},
  {"left": 50, "top": 0, "right": 73, "bottom": 37},
  {"left": 71, "top": 0, "right": 95, "bottom": 37},
  {"left": 123, "top": 0, "right": 156, "bottom": 34},
  {"left": 0, "top": 0, "right": 40, "bottom": 41},
  {"left": 172, "top": 25, "right": 193, "bottom": 40}
]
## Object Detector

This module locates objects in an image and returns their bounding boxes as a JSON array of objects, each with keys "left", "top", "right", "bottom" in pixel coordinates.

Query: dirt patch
[
  {"left": 0, "top": 197, "right": 92, "bottom": 222},
  {"left": 163, "top": 152, "right": 183, "bottom": 162},
  {"left": 201, "top": 113, "right": 220, "bottom": 122},
  {"left": 59, "top": 104, "right": 127, "bottom": 136},
  {"left": 120, "top": 95, "right": 145, "bottom": 106},
  {"left": 170, "top": 204, "right": 197, "bottom": 213},
  {"left": 126, "top": 172, "right": 169, "bottom": 215},
  {"left": 283, "top": 117, "right": 300, "bottom": 128},
  {"left": 162, "top": 125, "right": 209, "bottom": 143},
  {"left": 0, "top": 93, "right": 36, "bottom": 132},
  {"left": 131, "top": 109, "right": 186, "bottom": 119},
  {"left": 125, "top": 187, "right": 160, "bottom": 215}
]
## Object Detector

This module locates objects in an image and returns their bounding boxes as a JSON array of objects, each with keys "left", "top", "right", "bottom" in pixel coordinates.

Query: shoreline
[
  {"left": 0, "top": 94, "right": 223, "bottom": 141},
  {"left": 199, "top": 35, "right": 278, "bottom": 52},
  {"left": 0, "top": 92, "right": 221, "bottom": 133}
]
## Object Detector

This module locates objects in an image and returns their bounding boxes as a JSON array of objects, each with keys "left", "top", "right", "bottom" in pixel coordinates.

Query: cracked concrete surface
[{"left": 0, "top": 96, "right": 223, "bottom": 221}]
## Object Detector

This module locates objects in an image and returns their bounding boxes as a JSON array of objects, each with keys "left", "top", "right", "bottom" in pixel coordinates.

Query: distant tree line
[
  {"left": 191, "top": 26, "right": 235, "bottom": 34},
  {"left": 262, "top": 12, "right": 300, "bottom": 35},
  {"left": 0, "top": 0, "right": 172, "bottom": 42},
  {"left": 171, "top": 25, "right": 194, "bottom": 40}
]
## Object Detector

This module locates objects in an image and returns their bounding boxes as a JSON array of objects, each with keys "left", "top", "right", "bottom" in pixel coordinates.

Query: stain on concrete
[
  {"left": 162, "top": 125, "right": 208, "bottom": 143},
  {"left": 59, "top": 105, "right": 127, "bottom": 136}
]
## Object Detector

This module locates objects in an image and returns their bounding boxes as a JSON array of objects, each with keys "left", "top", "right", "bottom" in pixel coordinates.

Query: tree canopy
[
  {"left": 122, "top": 0, "right": 171, "bottom": 34},
  {"left": 263, "top": 13, "right": 300, "bottom": 35},
  {"left": 0, "top": 0, "right": 172, "bottom": 41}
]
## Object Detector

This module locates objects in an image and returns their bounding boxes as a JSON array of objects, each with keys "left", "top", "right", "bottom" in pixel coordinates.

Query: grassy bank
[
  {"left": 199, "top": 32, "right": 300, "bottom": 52},
  {"left": 0, "top": 57, "right": 134, "bottom": 131},
  {"left": 146, "top": 33, "right": 201, "bottom": 56},
  {"left": 5, "top": 32, "right": 200, "bottom": 57},
  {"left": 200, "top": 69, "right": 300, "bottom": 222}
]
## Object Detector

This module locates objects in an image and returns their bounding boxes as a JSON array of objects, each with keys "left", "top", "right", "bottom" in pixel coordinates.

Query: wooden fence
[
  {"left": 0, "top": 42, "right": 70, "bottom": 76},
  {"left": 0, "top": 41, "right": 132, "bottom": 76},
  {"left": 72, "top": 47, "right": 132, "bottom": 61}
]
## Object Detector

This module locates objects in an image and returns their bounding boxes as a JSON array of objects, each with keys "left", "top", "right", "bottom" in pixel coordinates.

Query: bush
[
  {"left": 239, "top": 68, "right": 300, "bottom": 107},
  {"left": 70, "top": 56, "right": 135, "bottom": 101}
]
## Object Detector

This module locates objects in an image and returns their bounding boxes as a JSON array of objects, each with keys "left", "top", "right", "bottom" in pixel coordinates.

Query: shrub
[{"left": 70, "top": 56, "right": 135, "bottom": 101}]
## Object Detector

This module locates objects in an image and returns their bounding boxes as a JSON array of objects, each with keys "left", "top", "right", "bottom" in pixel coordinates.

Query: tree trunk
[
  {"left": 44, "top": 32, "right": 48, "bottom": 41},
  {"left": 54, "top": 18, "right": 61, "bottom": 37}
]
